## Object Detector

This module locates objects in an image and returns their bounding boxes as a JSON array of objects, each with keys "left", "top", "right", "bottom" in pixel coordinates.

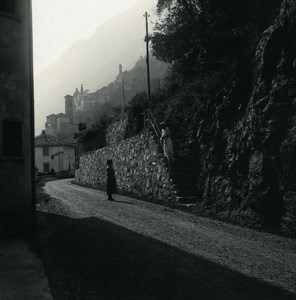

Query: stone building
[
  {"left": 62, "top": 84, "right": 110, "bottom": 120},
  {"left": 45, "top": 90, "right": 77, "bottom": 141},
  {"left": 117, "top": 64, "right": 123, "bottom": 81},
  {"left": 35, "top": 131, "right": 76, "bottom": 175},
  {"left": 64, "top": 94, "right": 74, "bottom": 121},
  {"left": 0, "top": 0, "right": 34, "bottom": 235},
  {"left": 73, "top": 84, "right": 85, "bottom": 112},
  {"left": 93, "top": 86, "right": 110, "bottom": 105},
  {"left": 45, "top": 113, "right": 75, "bottom": 136},
  {"left": 72, "top": 84, "right": 108, "bottom": 114}
]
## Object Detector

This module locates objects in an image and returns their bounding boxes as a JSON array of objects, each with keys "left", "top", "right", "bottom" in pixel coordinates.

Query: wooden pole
[{"left": 144, "top": 12, "right": 151, "bottom": 101}]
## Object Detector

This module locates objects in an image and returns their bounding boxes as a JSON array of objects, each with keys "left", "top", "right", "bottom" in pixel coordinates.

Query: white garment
[{"left": 160, "top": 127, "right": 174, "bottom": 161}]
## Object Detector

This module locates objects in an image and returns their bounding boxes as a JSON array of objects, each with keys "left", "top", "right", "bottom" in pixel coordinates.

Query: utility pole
[
  {"left": 122, "top": 78, "right": 126, "bottom": 112},
  {"left": 144, "top": 11, "right": 151, "bottom": 101}
]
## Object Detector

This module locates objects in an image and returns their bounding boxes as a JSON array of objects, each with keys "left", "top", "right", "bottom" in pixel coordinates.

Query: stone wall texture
[
  {"left": 194, "top": 0, "right": 296, "bottom": 235},
  {"left": 106, "top": 115, "right": 128, "bottom": 146},
  {"left": 75, "top": 132, "right": 175, "bottom": 202},
  {"left": 76, "top": 0, "right": 296, "bottom": 236}
]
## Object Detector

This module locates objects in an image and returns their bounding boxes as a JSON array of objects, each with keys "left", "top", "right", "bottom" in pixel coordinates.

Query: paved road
[{"left": 37, "top": 178, "right": 296, "bottom": 299}]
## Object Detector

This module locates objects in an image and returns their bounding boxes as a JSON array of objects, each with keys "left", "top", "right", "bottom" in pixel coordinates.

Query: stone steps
[
  {"left": 148, "top": 129, "right": 198, "bottom": 205},
  {"left": 171, "top": 178, "right": 196, "bottom": 185},
  {"left": 173, "top": 189, "right": 197, "bottom": 197},
  {"left": 171, "top": 165, "right": 193, "bottom": 170},
  {"left": 171, "top": 173, "right": 197, "bottom": 180},
  {"left": 170, "top": 156, "right": 198, "bottom": 205},
  {"left": 172, "top": 183, "right": 197, "bottom": 190},
  {"left": 177, "top": 196, "right": 198, "bottom": 204}
]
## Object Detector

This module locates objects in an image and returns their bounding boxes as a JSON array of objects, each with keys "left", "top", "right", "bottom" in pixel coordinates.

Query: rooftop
[{"left": 35, "top": 130, "right": 75, "bottom": 147}]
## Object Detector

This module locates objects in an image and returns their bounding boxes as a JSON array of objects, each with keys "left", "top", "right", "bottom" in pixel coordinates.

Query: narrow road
[{"left": 36, "top": 178, "right": 296, "bottom": 299}]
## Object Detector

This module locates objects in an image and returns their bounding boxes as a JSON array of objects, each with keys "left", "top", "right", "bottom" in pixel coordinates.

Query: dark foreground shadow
[{"left": 30, "top": 212, "right": 295, "bottom": 300}]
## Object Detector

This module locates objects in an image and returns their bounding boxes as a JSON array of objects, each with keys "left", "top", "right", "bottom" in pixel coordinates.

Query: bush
[{"left": 75, "top": 114, "right": 113, "bottom": 152}]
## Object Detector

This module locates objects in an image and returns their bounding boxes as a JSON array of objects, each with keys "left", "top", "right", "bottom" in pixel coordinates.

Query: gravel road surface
[{"left": 34, "top": 178, "right": 296, "bottom": 299}]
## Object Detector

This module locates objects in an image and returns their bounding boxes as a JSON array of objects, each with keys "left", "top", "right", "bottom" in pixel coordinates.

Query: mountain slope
[{"left": 34, "top": 0, "right": 156, "bottom": 134}]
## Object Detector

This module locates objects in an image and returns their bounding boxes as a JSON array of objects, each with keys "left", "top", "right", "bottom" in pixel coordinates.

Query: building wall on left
[{"left": 0, "top": 0, "right": 34, "bottom": 236}]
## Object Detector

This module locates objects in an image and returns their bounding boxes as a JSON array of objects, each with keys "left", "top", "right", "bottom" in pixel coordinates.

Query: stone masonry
[
  {"left": 105, "top": 115, "right": 129, "bottom": 146},
  {"left": 75, "top": 131, "right": 175, "bottom": 203}
]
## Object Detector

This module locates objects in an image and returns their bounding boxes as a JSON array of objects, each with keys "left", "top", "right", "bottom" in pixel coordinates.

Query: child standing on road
[{"left": 106, "top": 159, "right": 117, "bottom": 201}]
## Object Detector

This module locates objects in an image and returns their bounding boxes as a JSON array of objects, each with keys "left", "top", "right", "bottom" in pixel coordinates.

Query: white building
[{"left": 35, "top": 131, "right": 76, "bottom": 175}]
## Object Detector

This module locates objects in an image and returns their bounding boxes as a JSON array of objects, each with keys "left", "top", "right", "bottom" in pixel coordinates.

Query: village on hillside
[
  {"left": 34, "top": 55, "right": 168, "bottom": 176},
  {"left": 1, "top": 1, "right": 296, "bottom": 299}
]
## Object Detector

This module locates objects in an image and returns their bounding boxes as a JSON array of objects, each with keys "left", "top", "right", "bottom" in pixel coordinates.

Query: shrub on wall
[{"left": 75, "top": 114, "right": 114, "bottom": 152}]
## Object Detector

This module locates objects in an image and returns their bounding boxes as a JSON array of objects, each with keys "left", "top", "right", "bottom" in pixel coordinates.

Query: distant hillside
[
  {"left": 109, "top": 55, "right": 168, "bottom": 106},
  {"left": 73, "top": 54, "right": 168, "bottom": 125},
  {"left": 34, "top": 0, "right": 157, "bottom": 134}
]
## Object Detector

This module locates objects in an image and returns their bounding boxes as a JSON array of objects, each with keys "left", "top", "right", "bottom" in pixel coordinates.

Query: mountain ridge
[{"left": 34, "top": 0, "right": 157, "bottom": 134}]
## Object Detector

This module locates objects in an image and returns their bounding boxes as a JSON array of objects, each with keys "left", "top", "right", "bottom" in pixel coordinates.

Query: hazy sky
[{"left": 32, "top": 0, "right": 138, "bottom": 76}]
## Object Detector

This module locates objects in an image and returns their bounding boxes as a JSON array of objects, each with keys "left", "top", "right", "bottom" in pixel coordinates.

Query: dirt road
[{"left": 34, "top": 178, "right": 296, "bottom": 299}]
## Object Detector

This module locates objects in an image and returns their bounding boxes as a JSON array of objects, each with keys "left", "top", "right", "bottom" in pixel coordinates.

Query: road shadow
[{"left": 30, "top": 212, "right": 295, "bottom": 300}]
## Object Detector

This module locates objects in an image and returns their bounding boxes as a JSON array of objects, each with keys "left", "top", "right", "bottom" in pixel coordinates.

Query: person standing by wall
[
  {"left": 160, "top": 122, "right": 174, "bottom": 170},
  {"left": 106, "top": 159, "right": 117, "bottom": 201}
]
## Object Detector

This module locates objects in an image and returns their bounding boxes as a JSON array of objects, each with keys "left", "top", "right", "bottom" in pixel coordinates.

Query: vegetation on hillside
[
  {"left": 77, "top": 0, "right": 281, "bottom": 156},
  {"left": 74, "top": 0, "right": 296, "bottom": 233},
  {"left": 74, "top": 55, "right": 167, "bottom": 126},
  {"left": 152, "top": 0, "right": 280, "bottom": 81},
  {"left": 74, "top": 114, "right": 116, "bottom": 153},
  {"left": 147, "top": 0, "right": 281, "bottom": 155}
]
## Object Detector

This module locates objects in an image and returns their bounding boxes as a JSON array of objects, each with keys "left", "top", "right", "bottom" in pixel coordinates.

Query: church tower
[{"left": 64, "top": 95, "right": 74, "bottom": 121}]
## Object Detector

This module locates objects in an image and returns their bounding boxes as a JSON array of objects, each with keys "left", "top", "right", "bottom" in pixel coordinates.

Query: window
[
  {"left": 43, "top": 163, "right": 50, "bottom": 173},
  {"left": 1, "top": 120, "right": 22, "bottom": 158},
  {"left": 0, "top": 0, "right": 15, "bottom": 14},
  {"left": 42, "top": 146, "right": 49, "bottom": 156}
]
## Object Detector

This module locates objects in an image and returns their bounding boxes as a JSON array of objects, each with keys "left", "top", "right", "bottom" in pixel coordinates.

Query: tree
[
  {"left": 152, "top": 0, "right": 203, "bottom": 80},
  {"left": 74, "top": 115, "right": 113, "bottom": 153},
  {"left": 151, "top": 0, "right": 281, "bottom": 86},
  {"left": 78, "top": 123, "right": 87, "bottom": 131}
]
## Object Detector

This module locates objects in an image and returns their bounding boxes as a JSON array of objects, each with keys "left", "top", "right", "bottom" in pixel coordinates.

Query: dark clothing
[{"left": 107, "top": 166, "right": 117, "bottom": 195}]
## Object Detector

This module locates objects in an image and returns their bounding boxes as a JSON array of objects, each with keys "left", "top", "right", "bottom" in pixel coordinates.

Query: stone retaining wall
[
  {"left": 106, "top": 115, "right": 128, "bottom": 146},
  {"left": 75, "top": 131, "right": 175, "bottom": 202}
]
